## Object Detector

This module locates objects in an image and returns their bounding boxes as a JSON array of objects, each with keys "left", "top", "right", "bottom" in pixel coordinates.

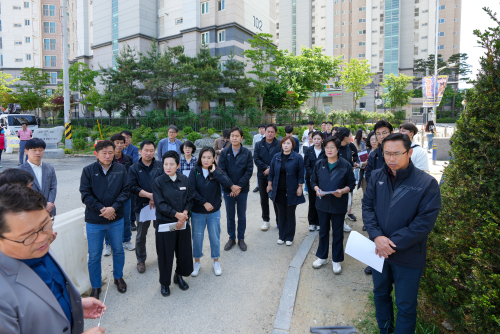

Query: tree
[
  {"left": 243, "top": 33, "right": 279, "bottom": 111},
  {"left": 447, "top": 53, "right": 472, "bottom": 117},
  {"left": 420, "top": 8, "right": 500, "bottom": 332},
  {"left": 64, "top": 62, "right": 99, "bottom": 117},
  {"left": 413, "top": 54, "right": 448, "bottom": 78},
  {"left": 139, "top": 41, "right": 169, "bottom": 110},
  {"left": 339, "top": 59, "right": 373, "bottom": 110},
  {"left": 14, "top": 68, "right": 50, "bottom": 116},
  {"left": 85, "top": 87, "right": 102, "bottom": 117},
  {"left": 263, "top": 80, "right": 288, "bottom": 111},
  {"left": 222, "top": 52, "right": 257, "bottom": 111},
  {"left": 381, "top": 73, "right": 415, "bottom": 111},
  {"left": 274, "top": 49, "right": 310, "bottom": 108},
  {"left": 164, "top": 46, "right": 188, "bottom": 110},
  {"left": 0, "top": 72, "right": 18, "bottom": 110}
]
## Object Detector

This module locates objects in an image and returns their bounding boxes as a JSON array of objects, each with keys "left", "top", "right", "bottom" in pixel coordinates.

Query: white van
[{"left": 0, "top": 114, "right": 39, "bottom": 135}]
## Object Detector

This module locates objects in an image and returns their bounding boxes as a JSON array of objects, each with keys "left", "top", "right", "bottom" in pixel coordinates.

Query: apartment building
[{"left": 0, "top": 0, "right": 63, "bottom": 97}]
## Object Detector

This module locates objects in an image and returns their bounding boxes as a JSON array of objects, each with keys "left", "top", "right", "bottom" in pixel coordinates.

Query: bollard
[
  {"left": 444, "top": 127, "right": 447, "bottom": 137},
  {"left": 432, "top": 144, "right": 437, "bottom": 165}
]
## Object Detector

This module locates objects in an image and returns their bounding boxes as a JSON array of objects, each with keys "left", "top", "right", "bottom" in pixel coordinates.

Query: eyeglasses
[
  {"left": 0, "top": 217, "right": 54, "bottom": 246},
  {"left": 383, "top": 150, "right": 408, "bottom": 158},
  {"left": 376, "top": 131, "right": 390, "bottom": 137},
  {"left": 28, "top": 148, "right": 45, "bottom": 153}
]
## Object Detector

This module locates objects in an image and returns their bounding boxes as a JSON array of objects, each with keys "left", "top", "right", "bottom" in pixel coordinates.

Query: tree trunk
[{"left": 259, "top": 94, "right": 263, "bottom": 112}]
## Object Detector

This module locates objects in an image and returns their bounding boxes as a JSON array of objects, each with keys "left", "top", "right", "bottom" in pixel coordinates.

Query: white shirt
[
  {"left": 302, "top": 129, "right": 316, "bottom": 142},
  {"left": 411, "top": 144, "right": 429, "bottom": 172},
  {"left": 253, "top": 133, "right": 265, "bottom": 148},
  {"left": 28, "top": 160, "right": 43, "bottom": 190},
  {"left": 202, "top": 168, "right": 209, "bottom": 178},
  {"left": 314, "top": 147, "right": 322, "bottom": 158}
]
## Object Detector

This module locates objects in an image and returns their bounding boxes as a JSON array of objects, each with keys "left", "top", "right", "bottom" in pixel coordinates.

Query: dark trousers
[
  {"left": 276, "top": 202, "right": 297, "bottom": 241},
  {"left": 258, "top": 177, "right": 278, "bottom": 223},
  {"left": 223, "top": 191, "right": 248, "bottom": 240},
  {"left": 130, "top": 196, "right": 136, "bottom": 223},
  {"left": 306, "top": 179, "right": 319, "bottom": 226},
  {"left": 155, "top": 223, "right": 194, "bottom": 287},
  {"left": 316, "top": 210, "right": 345, "bottom": 262},
  {"left": 372, "top": 261, "right": 424, "bottom": 334},
  {"left": 135, "top": 213, "right": 153, "bottom": 263}
]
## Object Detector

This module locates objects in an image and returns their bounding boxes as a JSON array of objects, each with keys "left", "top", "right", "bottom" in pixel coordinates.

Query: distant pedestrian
[
  {"left": 178, "top": 141, "right": 197, "bottom": 177},
  {"left": 301, "top": 121, "right": 316, "bottom": 142},
  {"left": 0, "top": 125, "right": 5, "bottom": 168},
  {"left": 358, "top": 131, "right": 379, "bottom": 194},
  {"left": 304, "top": 131, "right": 325, "bottom": 231},
  {"left": 323, "top": 121, "right": 334, "bottom": 139},
  {"left": 17, "top": 123, "right": 32, "bottom": 165},
  {"left": 121, "top": 130, "right": 140, "bottom": 231},
  {"left": 267, "top": 136, "right": 305, "bottom": 246},
  {"left": 285, "top": 125, "right": 300, "bottom": 153},
  {"left": 213, "top": 129, "right": 230, "bottom": 163},
  {"left": 399, "top": 123, "right": 429, "bottom": 172},
  {"left": 157, "top": 125, "right": 183, "bottom": 159},
  {"left": 252, "top": 124, "right": 266, "bottom": 193},
  {"left": 425, "top": 120, "right": 436, "bottom": 152},
  {"left": 321, "top": 122, "right": 326, "bottom": 133},
  {"left": 302, "top": 131, "right": 314, "bottom": 155},
  {"left": 365, "top": 120, "right": 394, "bottom": 184}
]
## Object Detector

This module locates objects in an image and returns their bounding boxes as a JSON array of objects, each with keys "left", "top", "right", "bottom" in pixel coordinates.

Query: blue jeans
[
  {"left": 86, "top": 219, "right": 125, "bottom": 289},
  {"left": 191, "top": 210, "right": 221, "bottom": 259},
  {"left": 354, "top": 168, "right": 360, "bottom": 182},
  {"left": 426, "top": 134, "right": 434, "bottom": 150},
  {"left": 19, "top": 141, "right": 28, "bottom": 164},
  {"left": 372, "top": 261, "right": 424, "bottom": 334},
  {"left": 105, "top": 199, "right": 131, "bottom": 244},
  {"left": 223, "top": 192, "right": 248, "bottom": 240}
]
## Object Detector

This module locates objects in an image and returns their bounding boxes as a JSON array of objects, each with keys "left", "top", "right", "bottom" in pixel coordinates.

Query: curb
[{"left": 273, "top": 230, "right": 318, "bottom": 333}]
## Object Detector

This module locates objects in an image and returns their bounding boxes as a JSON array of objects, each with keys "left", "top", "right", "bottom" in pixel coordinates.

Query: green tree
[
  {"left": 339, "top": 59, "right": 373, "bottom": 110},
  {"left": 263, "top": 80, "right": 288, "bottom": 111},
  {"left": 63, "top": 62, "right": 99, "bottom": 117},
  {"left": 222, "top": 52, "right": 257, "bottom": 111},
  {"left": 14, "top": 67, "right": 50, "bottom": 116},
  {"left": 139, "top": 41, "right": 170, "bottom": 110},
  {"left": 381, "top": 73, "right": 415, "bottom": 112},
  {"left": 0, "top": 72, "right": 19, "bottom": 110},
  {"left": 243, "top": 33, "right": 279, "bottom": 111},
  {"left": 447, "top": 53, "right": 472, "bottom": 117},
  {"left": 413, "top": 54, "right": 448, "bottom": 78},
  {"left": 85, "top": 87, "right": 102, "bottom": 117}
]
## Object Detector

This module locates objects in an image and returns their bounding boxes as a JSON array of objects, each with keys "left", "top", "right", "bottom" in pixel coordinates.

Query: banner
[
  {"left": 422, "top": 75, "right": 449, "bottom": 107},
  {"left": 312, "top": 91, "right": 343, "bottom": 97},
  {"left": 6, "top": 136, "right": 20, "bottom": 148}
]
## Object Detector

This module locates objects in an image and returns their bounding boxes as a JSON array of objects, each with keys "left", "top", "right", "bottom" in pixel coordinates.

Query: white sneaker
[
  {"left": 332, "top": 261, "right": 342, "bottom": 275},
  {"left": 343, "top": 222, "right": 352, "bottom": 232},
  {"left": 261, "top": 221, "right": 270, "bottom": 231},
  {"left": 312, "top": 258, "right": 328, "bottom": 269},
  {"left": 123, "top": 241, "right": 135, "bottom": 251},
  {"left": 309, "top": 225, "right": 315, "bottom": 231},
  {"left": 304, "top": 191, "right": 308, "bottom": 196},
  {"left": 191, "top": 262, "right": 201, "bottom": 277},
  {"left": 277, "top": 239, "right": 284, "bottom": 245},
  {"left": 103, "top": 244, "right": 112, "bottom": 256},
  {"left": 213, "top": 262, "right": 222, "bottom": 276},
  {"left": 316, "top": 225, "right": 321, "bottom": 231},
  {"left": 286, "top": 241, "right": 293, "bottom": 246}
]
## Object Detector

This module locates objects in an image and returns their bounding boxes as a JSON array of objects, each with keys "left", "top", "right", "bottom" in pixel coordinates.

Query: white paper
[
  {"left": 182, "top": 170, "right": 191, "bottom": 177},
  {"left": 319, "top": 190, "right": 340, "bottom": 195},
  {"left": 158, "top": 221, "right": 187, "bottom": 233},
  {"left": 139, "top": 206, "right": 156, "bottom": 222},
  {"left": 345, "top": 231, "right": 385, "bottom": 273}
]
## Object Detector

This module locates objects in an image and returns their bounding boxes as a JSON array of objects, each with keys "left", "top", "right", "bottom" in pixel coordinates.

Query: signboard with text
[
  {"left": 244, "top": 0, "right": 273, "bottom": 34},
  {"left": 312, "top": 91, "right": 343, "bottom": 97},
  {"left": 422, "top": 75, "right": 449, "bottom": 107}
]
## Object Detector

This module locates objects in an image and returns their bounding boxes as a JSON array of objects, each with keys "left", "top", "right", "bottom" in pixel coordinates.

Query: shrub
[
  {"left": 64, "top": 148, "right": 72, "bottom": 154},
  {"left": 436, "top": 117, "right": 458, "bottom": 123},
  {"left": 187, "top": 132, "right": 202, "bottom": 142},
  {"left": 277, "top": 126, "right": 286, "bottom": 138},
  {"left": 207, "top": 127, "right": 217, "bottom": 136},
  {"left": 183, "top": 126, "right": 193, "bottom": 135},
  {"left": 199, "top": 127, "right": 208, "bottom": 134},
  {"left": 242, "top": 127, "right": 252, "bottom": 143},
  {"left": 73, "top": 138, "right": 86, "bottom": 151}
]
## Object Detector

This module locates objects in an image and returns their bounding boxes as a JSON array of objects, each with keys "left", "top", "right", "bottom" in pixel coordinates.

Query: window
[
  {"left": 175, "top": 18, "right": 183, "bottom": 25},
  {"left": 276, "top": 23, "right": 279, "bottom": 29},
  {"left": 201, "top": 1, "right": 209, "bottom": 14},
  {"left": 439, "top": 5, "right": 445, "bottom": 10},
  {"left": 414, "top": 8, "right": 419, "bottom": 16},
  {"left": 49, "top": 73, "right": 57, "bottom": 84},
  {"left": 342, "top": 21, "right": 345, "bottom": 26},
  {"left": 90, "top": 21, "right": 93, "bottom": 26},
  {"left": 25, "top": 19, "right": 30, "bottom": 26},
  {"left": 372, "top": 66, "right": 377, "bottom": 69},
  {"left": 43, "top": 5, "right": 56, "bottom": 16},
  {"left": 341, "top": 10, "right": 345, "bottom": 14},
  {"left": 438, "top": 45, "right": 444, "bottom": 50},
  {"left": 440, "top": 18, "right": 445, "bottom": 24},
  {"left": 358, "top": 53, "right": 365, "bottom": 58},
  {"left": 438, "top": 32, "right": 445, "bottom": 37},
  {"left": 373, "top": 18, "right": 377, "bottom": 21},
  {"left": 26, "top": 54, "right": 32, "bottom": 61},
  {"left": 0, "top": 21, "right": 2, "bottom": 32},
  {"left": 372, "top": 42, "right": 377, "bottom": 45},
  {"left": 421, "top": 49, "right": 427, "bottom": 52},
  {"left": 372, "top": 30, "right": 378, "bottom": 33},
  {"left": 380, "top": 14, "right": 384, "bottom": 22},
  {"left": 15, "top": 41, "right": 23, "bottom": 45},
  {"left": 201, "top": 31, "right": 209, "bottom": 45},
  {"left": 453, "top": 45, "right": 457, "bottom": 49},
  {"left": 380, "top": 26, "right": 384, "bottom": 33},
  {"left": 218, "top": 0, "right": 225, "bottom": 11},
  {"left": 359, "top": 41, "right": 366, "bottom": 46},
  {"left": 43, "top": 22, "right": 56, "bottom": 33},
  {"left": 422, "top": 23, "right": 428, "bottom": 26},
  {"left": 13, "top": 6, "right": 21, "bottom": 10},
  {"left": 415, "top": 0, "right": 419, "bottom": 3},
  {"left": 454, "top": 18, "right": 458, "bottom": 22},
  {"left": 46, "top": 89, "right": 54, "bottom": 97},
  {"left": 359, "top": 7, "right": 366, "bottom": 11},
  {"left": 335, "top": 33, "right": 338, "bottom": 38},
  {"left": 372, "top": 54, "right": 376, "bottom": 57},
  {"left": 15, "top": 58, "right": 23, "bottom": 62},
  {"left": 321, "top": 27, "right": 325, "bottom": 30},
  {"left": 455, "top": 4, "right": 458, "bottom": 8},
  {"left": 335, "top": 22, "right": 338, "bottom": 27},
  {"left": 414, "top": 21, "right": 419, "bottom": 29},
  {"left": 414, "top": 47, "right": 418, "bottom": 55},
  {"left": 358, "top": 30, "right": 366, "bottom": 34},
  {"left": 422, "top": 10, "right": 428, "bottom": 13},
  {"left": 359, "top": 18, "right": 366, "bottom": 23},
  {"left": 454, "top": 31, "right": 457, "bottom": 35},
  {"left": 14, "top": 23, "right": 22, "bottom": 27},
  {"left": 334, "top": 10, "right": 338, "bottom": 15},
  {"left": 422, "top": 36, "right": 427, "bottom": 39},
  {"left": 24, "top": 2, "right": 30, "bottom": 8},
  {"left": 373, "top": 6, "right": 378, "bottom": 9},
  {"left": 44, "top": 55, "right": 57, "bottom": 67},
  {"left": 218, "top": 30, "right": 225, "bottom": 42},
  {"left": 335, "top": 44, "right": 339, "bottom": 49},
  {"left": 342, "top": 33, "right": 345, "bottom": 37},
  {"left": 219, "top": 61, "right": 226, "bottom": 71},
  {"left": 44, "top": 39, "right": 56, "bottom": 50},
  {"left": 341, "top": 44, "right": 345, "bottom": 48},
  {"left": 312, "top": 37, "right": 315, "bottom": 44}
]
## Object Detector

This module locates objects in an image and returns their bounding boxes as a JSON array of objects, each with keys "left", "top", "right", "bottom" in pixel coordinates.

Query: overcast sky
[{"left": 459, "top": 1, "right": 500, "bottom": 88}]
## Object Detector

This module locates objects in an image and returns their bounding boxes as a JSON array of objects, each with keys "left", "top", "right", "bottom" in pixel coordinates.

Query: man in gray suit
[
  {"left": 0, "top": 184, "right": 106, "bottom": 334},
  {"left": 18, "top": 138, "right": 57, "bottom": 216}
]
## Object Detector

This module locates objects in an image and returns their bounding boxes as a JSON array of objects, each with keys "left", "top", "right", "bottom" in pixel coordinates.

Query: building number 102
[{"left": 253, "top": 16, "right": 263, "bottom": 31}]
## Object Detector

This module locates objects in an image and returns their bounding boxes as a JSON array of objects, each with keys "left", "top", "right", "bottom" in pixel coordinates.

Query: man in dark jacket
[
  {"left": 365, "top": 120, "right": 393, "bottom": 184},
  {"left": 362, "top": 133, "right": 441, "bottom": 334},
  {"left": 128, "top": 140, "right": 163, "bottom": 274},
  {"left": 285, "top": 125, "right": 300, "bottom": 153},
  {"left": 79, "top": 140, "right": 130, "bottom": 299},
  {"left": 121, "top": 130, "right": 139, "bottom": 231},
  {"left": 336, "top": 128, "right": 359, "bottom": 226},
  {"left": 218, "top": 127, "right": 253, "bottom": 251},
  {"left": 253, "top": 124, "right": 281, "bottom": 231}
]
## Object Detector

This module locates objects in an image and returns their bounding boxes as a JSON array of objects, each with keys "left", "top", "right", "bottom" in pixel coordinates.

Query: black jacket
[
  {"left": 189, "top": 166, "right": 234, "bottom": 214},
  {"left": 362, "top": 162, "right": 441, "bottom": 268},
  {"left": 338, "top": 143, "right": 359, "bottom": 166},
  {"left": 152, "top": 172, "right": 195, "bottom": 225},
  {"left": 253, "top": 138, "right": 281, "bottom": 179},
  {"left": 80, "top": 161, "right": 130, "bottom": 224},
  {"left": 115, "top": 153, "right": 133, "bottom": 172},
  {"left": 218, "top": 145, "right": 254, "bottom": 193},
  {"left": 304, "top": 146, "right": 325, "bottom": 181},
  {"left": 310, "top": 157, "right": 356, "bottom": 214},
  {"left": 365, "top": 146, "right": 384, "bottom": 183},
  {"left": 129, "top": 158, "right": 164, "bottom": 213},
  {"left": 268, "top": 151, "right": 306, "bottom": 206}
]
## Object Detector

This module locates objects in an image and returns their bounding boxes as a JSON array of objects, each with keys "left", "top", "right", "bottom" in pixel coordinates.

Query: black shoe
[
  {"left": 161, "top": 285, "right": 170, "bottom": 297},
  {"left": 362, "top": 225, "right": 367, "bottom": 231},
  {"left": 173, "top": 274, "right": 189, "bottom": 291},
  {"left": 224, "top": 238, "right": 236, "bottom": 251},
  {"left": 90, "top": 288, "right": 101, "bottom": 300},
  {"left": 364, "top": 266, "right": 373, "bottom": 275},
  {"left": 253, "top": 187, "right": 259, "bottom": 193},
  {"left": 131, "top": 222, "right": 137, "bottom": 231},
  {"left": 347, "top": 214, "right": 357, "bottom": 221}
]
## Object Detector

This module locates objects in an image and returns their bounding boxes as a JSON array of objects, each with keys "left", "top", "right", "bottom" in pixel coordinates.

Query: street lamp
[{"left": 428, "top": 62, "right": 458, "bottom": 123}]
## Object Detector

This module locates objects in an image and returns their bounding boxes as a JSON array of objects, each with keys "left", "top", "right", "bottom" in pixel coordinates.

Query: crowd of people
[{"left": 0, "top": 119, "right": 442, "bottom": 334}]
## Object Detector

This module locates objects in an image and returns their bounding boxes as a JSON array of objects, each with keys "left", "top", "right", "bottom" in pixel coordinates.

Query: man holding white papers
[
  {"left": 362, "top": 133, "right": 441, "bottom": 334},
  {"left": 129, "top": 140, "right": 163, "bottom": 274}
]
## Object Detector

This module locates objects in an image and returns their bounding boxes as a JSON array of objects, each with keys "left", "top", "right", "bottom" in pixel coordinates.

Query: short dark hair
[
  {"left": 382, "top": 133, "right": 412, "bottom": 152},
  {"left": 162, "top": 150, "right": 180, "bottom": 164},
  {"left": 196, "top": 147, "right": 216, "bottom": 167},
  {"left": 374, "top": 120, "right": 394, "bottom": 133},
  {"left": 311, "top": 130, "right": 324, "bottom": 140},
  {"left": 285, "top": 125, "right": 293, "bottom": 134},
  {"left": 265, "top": 124, "right": 277, "bottom": 132},
  {"left": 0, "top": 184, "right": 47, "bottom": 236},
  {"left": 95, "top": 140, "right": 115, "bottom": 153},
  {"left": 222, "top": 129, "right": 230, "bottom": 139},
  {"left": 258, "top": 124, "right": 266, "bottom": 129},
  {"left": 168, "top": 125, "right": 179, "bottom": 133},
  {"left": 308, "top": 121, "right": 314, "bottom": 125},
  {"left": 0, "top": 168, "right": 34, "bottom": 187},
  {"left": 336, "top": 127, "right": 351, "bottom": 142},
  {"left": 326, "top": 121, "right": 333, "bottom": 125},
  {"left": 110, "top": 134, "right": 126, "bottom": 143},
  {"left": 180, "top": 140, "right": 196, "bottom": 154},
  {"left": 120, "top": 130, "right": 133, "bottom": 137},
  {"left": 24, "top": 138, "right": 46, "bottom": 150},
  {"left": 140, "top": 140, "right": 156, "bottom": 150},
  {"left": 366, "top": 131, "right": 376, "bottom": 149},
  {"left": 323, "top": 136, "right": 342, "bottom": 151},
  {"left": 321, "top": 121, "right": 326, "bottom": 125},
  {"left": 400, "top": 123, "right": 418, "bottom": 136},
  {"left": 229, "top": 127, "right": 243, "bottom": 137},
  {"left": 281, "top": 135, "right": 296, "bottom": 150}
]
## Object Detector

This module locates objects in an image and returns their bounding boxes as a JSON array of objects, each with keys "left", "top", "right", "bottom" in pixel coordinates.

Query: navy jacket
[
  {"left": 115, "top": 153, "right": 133, "bottom": 172},
  {"left": 123, "top": 144, "right": 139, "bottom": 163},
  {"left": 362, "top": 162, "right": 441, "bottom": 268},
  {"left": 152, "top": 172, "right": 195, "bottom": 225},
  {"left": 304, "top": 146, "right": 325, "bottom": 181},
  {"left": 292, "top": 137, "right": 300, "bottom": 153},
  {"left": 218, "top": 145, "right": 254, "bottom": 193},
  {"left": 253, "top": 138, "right": 281, "bottom": 179},
  {"left": 338, "top": 143, "right": 359, "bottom": 166},
  {"left": 129, "top": 158, "right": 164, "bottom": 213},
  {"left": 80, "top": 161, "right": 130, "bottom": 224},
  {"left": 189, "top": 166, "right": 234, "bottom": 214},
  {"left": 268, "top": 151, "right": 306, "bottom": 206},
  {"left": 310, "top": 157, "right": 356, "bottom": 214},
  {"left": 365, "top": 146, "right": 384, "bottom": 183}
]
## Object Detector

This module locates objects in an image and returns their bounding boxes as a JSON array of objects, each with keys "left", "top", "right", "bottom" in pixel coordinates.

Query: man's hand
[
  {"left": 374, "top": 236, "right": 397, "bottom": 259},
  {"left": 46, "top": 202, "right": 55, "bottom": 213},
  {"left": 149, "top": 199, "right": 155, "bottom": 209},
  {"left": 230, "top": 185, "right": 241, "bottom": 196},
  {"left": 333, "top": 189, "right": 344, "bottom": 198},
  {"left": 175, "top": 212, "right": 188, "bottom": 223},
  {"left": 296, "top": 185, "right": 303, "bottom": 197},
  {"left": 82, "top": 297, "right": 106, "bottom": 319},
  {"left": 263, "top": 167, "right": 270, "bottom": 176},
  {"left": 83, "top": 327, "right": 105, "bottom": 334},
  {"left": 354, "top": 163, "right": 360, "bottom": 168},
  {"left": 266, "top": 185, "right": 272, "bottom": 193},
  {"left": 204, "top": 202, "right": 214, "bottom": 211},
  {"left": 314, "top": 186, "right": 322, "bottom": 198},
  {"left": 176, "top": 221, "right": 185, "bottom": 230},
  {"left": 99, "top": 207, "right": 116, "bottom": 220}
]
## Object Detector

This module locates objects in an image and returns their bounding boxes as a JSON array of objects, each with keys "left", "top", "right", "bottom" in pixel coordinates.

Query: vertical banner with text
[{"left": 422, "top": 75, "right": 449, "bottom": 107}]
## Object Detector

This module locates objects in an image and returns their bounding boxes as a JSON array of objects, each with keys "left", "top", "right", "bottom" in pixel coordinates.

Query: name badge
[{"left": 179, "top": 187, "right": 186, "bottom": 191}]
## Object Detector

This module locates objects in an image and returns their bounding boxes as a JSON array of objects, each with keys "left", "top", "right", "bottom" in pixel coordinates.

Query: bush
[
  {"left": 183, "top": 126, "right": 193, "bottom": 135},
  {"left": 199, "top": 127, "right": 208, "bottom": 134},
  {"left": 64, "top": 148, "right": 72, "bottom": 154},
  {"left": 186, "top": 132, "right": 202, "bottom": 142},
  {"left": 207, "top": 127, "right": 217, "bottom": 136},
  {"left": 277, "top": 126, "right": 286, "bottom": 138},
  {"left": 73, "top": 138, "right": 86, "bottom": 151},
  {"left": 436, "top": 117, "right": 458, "bottom": 123}
]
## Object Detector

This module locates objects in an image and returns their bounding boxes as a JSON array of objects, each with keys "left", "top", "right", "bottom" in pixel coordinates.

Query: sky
[{"left": 459, "top": 1, "right": 500, "bottom": 88}]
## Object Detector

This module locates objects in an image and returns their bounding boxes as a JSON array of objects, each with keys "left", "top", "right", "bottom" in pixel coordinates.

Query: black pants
[
  {"left": 135, "top": 213, "right": 153, "bottom": 263},
  {"left": 155, "top": 223, "right": 194, "bottom": 287},
  {"left": 306, "top": 179, "right": 319, "bottom": 226},
  {"left": 276, "top": 202, "right": 297, "bottom": 241},
  {"left": 130, "top": 196, "right": 136, "bottom": 223},
  {"left": 316, "top": 211, "right": 345, "bottom": 262},
  {"left": 258, "top": 177, "right": 278, "bottom": 223}
]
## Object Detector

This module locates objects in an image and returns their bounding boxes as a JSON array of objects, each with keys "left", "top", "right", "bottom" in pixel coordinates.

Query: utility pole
[
  {"left": 63, "top": 0, "right": 72, "bottom": 149},
  {"left": 432, "top": 0, "right": 440, "bottom": 123}
]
